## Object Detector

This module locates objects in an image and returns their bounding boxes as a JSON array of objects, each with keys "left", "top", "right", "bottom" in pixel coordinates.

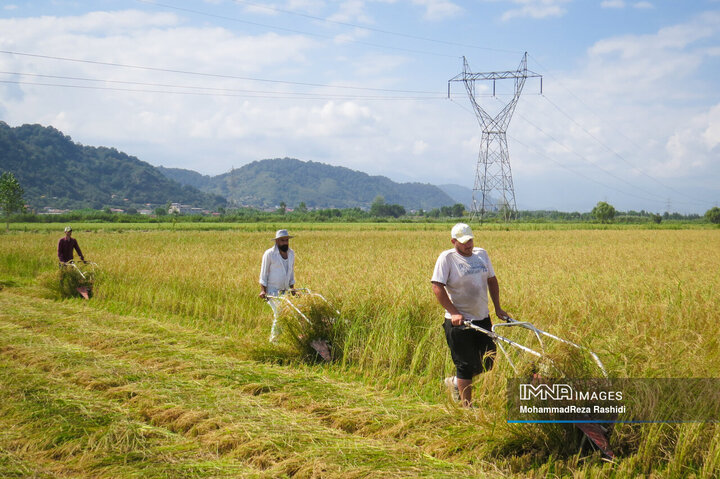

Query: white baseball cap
[
  {"left": 64, "top": 226, "right": 72, "bottom": 233},
  {"left": 274, "top": 229, "right": 294, "bottom": 240},
  {"left": 451, "top": 223, "right": 473, "bottom": 244}
]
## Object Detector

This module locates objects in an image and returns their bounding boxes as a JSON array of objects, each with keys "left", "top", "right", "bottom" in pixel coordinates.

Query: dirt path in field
[{"left": 0, "top": 292, "right": 504, "bottom": 478}]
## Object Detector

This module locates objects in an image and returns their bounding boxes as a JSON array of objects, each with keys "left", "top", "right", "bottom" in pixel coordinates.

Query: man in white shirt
[
  {"left": 431, "top": 223, "right": 509, "bottom": 406},
  {"left": 259, "top": 229, "right": 296, "bottom": 342}
]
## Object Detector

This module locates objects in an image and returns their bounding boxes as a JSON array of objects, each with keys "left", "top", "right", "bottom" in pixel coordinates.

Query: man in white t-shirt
[
  {"left": 259, "top": 229, "right": 296, "bottom": 342},
  {"left": 431, "top": 223, "right": 509, "bottom": 406}
]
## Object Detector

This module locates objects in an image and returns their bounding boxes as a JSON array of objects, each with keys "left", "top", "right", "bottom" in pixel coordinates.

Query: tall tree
[
  {"left": 592, "top": 201, "right": 616, "bottom": 223},
  {"left": 0, "top": 171, "right": 25, "bottom": 231},
  {"left": 705, "top": 206, "right": 720, "bottom": 224},
  {"left": 451, "top": 203, "right": 466, "bottom": 217}
]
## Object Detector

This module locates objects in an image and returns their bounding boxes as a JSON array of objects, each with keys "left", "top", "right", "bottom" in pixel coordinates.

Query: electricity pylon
[{"left": 448, "top": 52, "right": 541, "bottom": 221}]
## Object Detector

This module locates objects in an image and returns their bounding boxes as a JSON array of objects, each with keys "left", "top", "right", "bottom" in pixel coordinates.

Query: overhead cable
[
  {"left": 509, "top": 99, "right": 696, "bottom": 204},
  {"left": 0, "top": 78, "right": 447, "bottom": 101},
  {"left": 449, "top": 97, "right": 706, "bottom": 207},
  {"left": 135, "top": 0, "right": 459, "bottom": 59},
  {"left": 528, "top": 53, "right": 705, "bottom": 205},
  {"left": 0, "top": 50, "right": 443, "bottom": 95},
  {"left": 228, "top": 0, "right": 522, "bottom": 54},
  {"left": 0, "top": 71, "right": 447, "bottom": 99}
]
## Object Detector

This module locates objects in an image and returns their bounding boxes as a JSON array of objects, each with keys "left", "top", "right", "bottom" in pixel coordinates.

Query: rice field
[{"left": 1, "top": 223, "right": 719, "bottom": 478}]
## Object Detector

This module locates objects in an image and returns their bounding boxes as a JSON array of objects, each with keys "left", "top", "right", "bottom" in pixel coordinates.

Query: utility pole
[{"left": 449, "top": 53, "right": 541, "bottom": 221}]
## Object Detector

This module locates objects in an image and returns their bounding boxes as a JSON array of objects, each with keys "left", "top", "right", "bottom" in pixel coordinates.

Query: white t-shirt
[{"left": 431, "top": 247, "right": 495, "bottom": 321}]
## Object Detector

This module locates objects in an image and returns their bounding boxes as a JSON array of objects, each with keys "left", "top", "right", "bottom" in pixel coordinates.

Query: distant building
[
  {"left": 168, "top": 203, "right": 206, "bottom": 215},
  {"left": 39, "top": 207, "right": 70, "bottom": 215},
  {"left": 168, "top": 202, "right": 189, "bottom": 214}
]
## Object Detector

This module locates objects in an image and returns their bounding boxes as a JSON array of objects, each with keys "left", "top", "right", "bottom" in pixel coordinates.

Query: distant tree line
[
  {"left": 4, "top": 205, "right": 713, "bottom": 225},
  {"left": 1, "top": 176, "right": 716, "bottom": 226}
]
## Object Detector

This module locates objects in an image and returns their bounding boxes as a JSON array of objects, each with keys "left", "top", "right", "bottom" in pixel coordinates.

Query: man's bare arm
[{"left": 431, "top": 281, "right": 464, "bottom": 326}]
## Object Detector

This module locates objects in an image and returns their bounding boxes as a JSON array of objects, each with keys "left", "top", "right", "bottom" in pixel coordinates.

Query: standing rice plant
[{"left": 2, "top": 225, "right": 720, "bottom": 476}]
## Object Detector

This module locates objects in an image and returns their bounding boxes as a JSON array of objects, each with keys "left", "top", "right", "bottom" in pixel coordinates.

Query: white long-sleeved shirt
[{"left": 259, "top": 244, "right": 295, "bottom": 292}]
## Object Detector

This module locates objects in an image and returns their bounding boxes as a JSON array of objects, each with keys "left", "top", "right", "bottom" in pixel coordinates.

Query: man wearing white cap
[
  {"left": 259, "top": 229, "right": 296, "bottom": 342},
  {"left": 431, "top": 222, "right": 509, "bottom": 407}
]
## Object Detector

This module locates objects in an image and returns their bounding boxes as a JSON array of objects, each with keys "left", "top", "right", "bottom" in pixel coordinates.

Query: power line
[
  {"left": 135, "top": 0, "right": 460, "bottom": 59},
  {"left": 508, "top": 131, "right": 670, "bottom": 205},
  {"left": 228, "top": 0, "right": 521, "bottom": 54},
  {"left": 0, "top": 78, "right": 445, "bottom": 101},
  {"left": 528, "top": 53, "right": 706, "bottom": 206},
  {"left": 449, "top": 97, "right": 707, "bottom": 207},
  {"left": 0, "top": 50, "right": 443, "bottom": 95},
  {"left": 510, "top": 100, "right": 702, "bottom": 205},
  {"left": 0, "top": 71, "right": 445, "bottom": 100},
  {"left": 539, "top": 94, "right": 707, "bottom": 205}
]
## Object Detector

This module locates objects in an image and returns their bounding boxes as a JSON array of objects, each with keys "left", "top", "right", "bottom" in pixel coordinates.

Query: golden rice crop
[{"left": 1, "top": 223, "right": 719, "bottom": 477}]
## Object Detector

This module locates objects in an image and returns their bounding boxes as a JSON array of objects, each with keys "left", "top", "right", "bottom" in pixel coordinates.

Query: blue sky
[{"left": 1, "top": 0, "right": 719, "bottom": 213}]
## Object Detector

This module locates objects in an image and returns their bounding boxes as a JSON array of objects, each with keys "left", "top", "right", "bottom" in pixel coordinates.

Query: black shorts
[{"left": 443, "top": 317, "right": 496, "bottom": 380}]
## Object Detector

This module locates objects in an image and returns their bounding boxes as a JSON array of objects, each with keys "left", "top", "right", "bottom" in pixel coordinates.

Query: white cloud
[
  {"left": 663, "top": 116, "right": 709, "bottom": 175},
  {"left": 412, "top": 139, "right": 428, "bottom": 154},
  {"left": 285, "top": 0, "right": 327, "bottom": 12},
  {"left": 240, "top": 0, "right": 326, "bottom": 16},
  {"left": 0, "top": 9, "right": 320, "bottom": 167},
  {"left": 327, "top": 1, "right": 374, "bottom": 24},
  {"left": 238, "top": 2, "right": 279, "bottom": 15},
  {"left": 600, "top": 1, "right": 653, "bottom": 10},
  {"left": 1, "top": 4, "right": 718, "bottom": 212},
  {"left": 633, "top": 2, "right": 654, "bottom": 9},
  {"left": 500, "top": 0, "right": 572, "bottom": 21},
  {"left": 332, "top": 26, "right": 372, "bottom": 44},
  {"left": 291, "top": 101, "right": 378, "bottom": 137},
  {"left": 508, "top": 11, "right": 720, "bottom": 212},
  {"left": 581, "top": 12, "right": 720, "bottom": 100},
  {"left": 600, "top": 0, "right": 625, "bottom": 8},
  {"left": 0, "top": 10, "right": 179, "bottom": 40},
  {"left": 702, "top": 103, "right": 720, "bottom": 150},
  {"left": 411, "top": 0, "right": 463, "bottom": 20}
]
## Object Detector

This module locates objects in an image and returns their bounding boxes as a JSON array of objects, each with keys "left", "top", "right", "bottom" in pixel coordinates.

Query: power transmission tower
[{"left": 449, "top": 53, "right": 541, "bottom": 221}]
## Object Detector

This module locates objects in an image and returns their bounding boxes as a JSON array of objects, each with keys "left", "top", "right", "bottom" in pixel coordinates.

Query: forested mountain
[
  {"left": 161, "top": 158, "right": 456, "bottom": 210},
  {"left": 438, "top": 184, "right": 472, "bottom": 208},
  {"left": 0, "top": 122, "right": 458, "bottom": 211},
  {"left": 0, "top": 122, "right": 225, "bottom": 210},
  {"left": 156, "top": 166, "right": 215, "bottom": 191}
]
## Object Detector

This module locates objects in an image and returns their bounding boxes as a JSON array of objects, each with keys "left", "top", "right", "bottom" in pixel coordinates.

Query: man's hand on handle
[{"left": 450, "top": 313, "right": 464, "bottom": 326}]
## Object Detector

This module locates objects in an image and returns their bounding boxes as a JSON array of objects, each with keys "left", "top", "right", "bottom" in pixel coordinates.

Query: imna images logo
[
  {"left": 519, "top": 383, "right": 623, "bottom": 402},
  {"left": 519, "top": 383, "right": 573, "bottom": 401}
]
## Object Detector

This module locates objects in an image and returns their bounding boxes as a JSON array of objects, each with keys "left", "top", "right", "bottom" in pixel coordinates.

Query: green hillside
[
  {"left": 156, "top": 165, "right": 215, "bottom": 191},
  {"left": 0, "top": 122, "right": 225, "bottom": 210},
  {"left": 160, "top": 158, "right": 456, "bottom": 210}
]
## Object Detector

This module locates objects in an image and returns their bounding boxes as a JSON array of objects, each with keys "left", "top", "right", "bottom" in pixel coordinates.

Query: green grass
[{"left": 0, "top": 293, "right": 505, "bottom": 477}]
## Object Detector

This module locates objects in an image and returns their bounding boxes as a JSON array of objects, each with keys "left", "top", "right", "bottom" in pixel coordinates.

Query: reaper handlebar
[{"left": 463, "top": 316, "right": 607, "bottom": 377}]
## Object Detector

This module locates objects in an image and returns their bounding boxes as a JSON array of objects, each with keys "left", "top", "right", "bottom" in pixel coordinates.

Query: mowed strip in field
[
  {"left": 1, "top": 225, "right": 720, "bottom": 477},
  {"left": 0, "top": 292, "right": 504, "bottom": 478}
]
